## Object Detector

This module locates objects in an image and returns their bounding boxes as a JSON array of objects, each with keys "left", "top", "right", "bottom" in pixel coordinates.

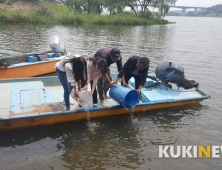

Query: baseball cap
[{"left": 110, "top": 48, "right": 121, "bottom": 62}]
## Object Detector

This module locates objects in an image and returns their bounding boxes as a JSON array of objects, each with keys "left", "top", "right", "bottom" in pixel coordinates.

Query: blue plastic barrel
[
  {"left": 26, "top": 56, "right": 40, "bottom": 62},
  {"left": 109, "top": 85, "right": 139, "bottom": 110}
]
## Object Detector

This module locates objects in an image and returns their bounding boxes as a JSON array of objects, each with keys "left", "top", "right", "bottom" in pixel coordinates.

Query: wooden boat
[
  {"left": 0, "top": 74, "right": 209, "bottom": 131},
  {"left": 0, "top": 51, "right": 88, "bottom": 79}
]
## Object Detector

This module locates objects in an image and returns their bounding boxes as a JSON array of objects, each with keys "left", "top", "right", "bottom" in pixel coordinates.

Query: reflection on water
[{"left": 1, "top": 16, "right": 222, "bottom": 169}]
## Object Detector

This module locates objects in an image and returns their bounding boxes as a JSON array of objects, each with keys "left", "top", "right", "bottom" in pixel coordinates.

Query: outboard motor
[
  {"left": 48, "top": 35, "right": 67, "bottom": 56},
  {"left": 155, "top": 61, "right": 199, "bottom": 89}
]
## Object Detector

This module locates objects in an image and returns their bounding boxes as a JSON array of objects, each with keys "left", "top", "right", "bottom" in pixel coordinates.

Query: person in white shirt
[
  {"left": 82, "top": 57, "right": 107, "bottom": 107},
  {"left": 55, "top": 56, "right": 87, "bottom": 110}
]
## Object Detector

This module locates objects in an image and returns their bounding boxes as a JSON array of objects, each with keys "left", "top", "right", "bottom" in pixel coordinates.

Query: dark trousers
[
  {"left": 56, "top": 68, "right": 73, "bottom": 107},
  {"left": 90, "top": 81, "right": 98, "bottom": 104},
  {"left": 122, "top": 73, "right": 140, "bottom": 89},
  {"left": 97, "top": 67, "right": 112, "bottom": 101}
]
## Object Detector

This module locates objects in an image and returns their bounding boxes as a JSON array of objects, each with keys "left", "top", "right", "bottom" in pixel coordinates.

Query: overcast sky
[{"left": 175, "top": 0, "right": 222, "bottom": 7}]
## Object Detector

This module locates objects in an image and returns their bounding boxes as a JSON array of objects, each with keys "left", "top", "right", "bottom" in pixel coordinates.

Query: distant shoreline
[
  {"left": 167, "top": 14, "right": 222, "bottom": 18},
  {"left": 0, "top": 1, "right": 172, "bottom": 26}
]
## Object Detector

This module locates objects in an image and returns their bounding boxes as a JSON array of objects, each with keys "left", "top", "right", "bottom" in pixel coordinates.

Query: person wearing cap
[
  {"left": 113, "top": 56, "right": 150, "bottom": 95},
  {"left": 93, "top": 48, "right": 122, "bottom": 106}
]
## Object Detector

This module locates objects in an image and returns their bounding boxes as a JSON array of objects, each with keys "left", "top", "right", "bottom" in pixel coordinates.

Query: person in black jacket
[
  {"left": 113, "top": 56, "right": 149, "bottom": 95},
  {"left": 93, "top": 48, "right": 123, "bottom": 106}
]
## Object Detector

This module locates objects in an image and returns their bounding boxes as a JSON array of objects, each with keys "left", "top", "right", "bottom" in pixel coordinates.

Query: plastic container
[
  {"left": 71, "top": 90, "right": 92, "bottom": 105},
  {"left": 26, "top": 56, "right": 40, "bottom": 62},
  {"left": 109, "top": 85, "right": 139, "bottom": 110}
]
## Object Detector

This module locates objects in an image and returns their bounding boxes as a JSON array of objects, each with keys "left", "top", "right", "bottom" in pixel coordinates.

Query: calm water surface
[{"left": 0, "top": 16, "right": 222, "bottom": 169}]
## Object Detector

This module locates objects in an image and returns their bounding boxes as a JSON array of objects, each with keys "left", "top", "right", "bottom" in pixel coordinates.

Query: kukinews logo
[{"left": 159, "top": 146, "right": 222, "bottom": 158}]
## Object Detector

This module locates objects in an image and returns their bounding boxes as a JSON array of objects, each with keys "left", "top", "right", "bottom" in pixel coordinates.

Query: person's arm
[
  {"left": 117, "top": 57, "right": 132, "bottom": 79},
  {"left": 91, "top": 79, "right": 98, "bottom": 95},
  {"left": 112, "top": 59, "right": 122, "bottom": 85},
  {"left": 64, "top": 63, "right": 76, "bottom": 87},
  {"left": 105, "top": 73, "right": 112, "bottom": 88},
  {"left": 82, "top": 75, "right": 89, "bottom": 91},
  {"left": 64, "top": 63, "right": 79, "bottom": 97},
  {"left": 137, "top": 85, "right": 143, "bottom": 95},
  {"left": 122, "top": 74, "right": 129, "bottom": 87},
  {"left": 116, "top": 59, "right": 123, "bottom": 72},
  {"left": 112, "top": 77, "right": 119, "bottom": 85},
  {"left": 137, "top": 67, "right": 149, "bottom": 94},
  {"left": 78, "top": 81, "right": 81, "bottom": 91},
  {"left": 139, "top": 67, "right": 149, "bottom": 87},
  {"left": 73, "top": 85, "right": 79, "bottom": 98}
]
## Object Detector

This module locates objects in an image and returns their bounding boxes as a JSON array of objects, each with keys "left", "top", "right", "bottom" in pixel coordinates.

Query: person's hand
[
  {"left": 112, "top": 79, "right": 118, "bottom": 85},
  {"left": 122, "top": 81, "right": 129, "bottom": 88},
  {"left": 109, "top": 82, "right": 113, "bottom": 88},
  {"left": 90, "top": 91, "right": 93, "bottom": 95},
  {"left": 75, "top": 92, "right": 80, "bottom": 98},
  {"left": 81, "top": 84, "right": 88, "bottom": 91},
  {"left": 137, "top": 89, "right": 141, "bottom": 95}
]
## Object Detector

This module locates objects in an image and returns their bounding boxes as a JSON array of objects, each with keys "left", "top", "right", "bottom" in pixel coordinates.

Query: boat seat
[
  {"left": 141, "top": 90, "right": 175, "bottom": 102},
  {"left": 141, "top": 87, "right": 204, "bottom": 103},
  {"left": 0, "top": 81, "right": 54, "bottom": 116}
]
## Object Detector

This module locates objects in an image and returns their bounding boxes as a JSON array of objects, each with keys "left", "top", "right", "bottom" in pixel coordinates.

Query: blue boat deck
[
  {"left": 141, "top": 86, "right": 204, "bottom": 103},
  {"left": 0, "top": 75, "right": 208, "bottom": 120},
  {"left": 0, "top": 80, "right": 120, "bottom": 118}
]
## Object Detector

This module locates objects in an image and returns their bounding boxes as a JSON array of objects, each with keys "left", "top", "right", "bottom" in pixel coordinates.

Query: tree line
[
  {"left": 202, "top": 4, "right": 222, "bottom": 16},
  {"left": 65, "top": 0, "right": 177, "bottom": 18}
]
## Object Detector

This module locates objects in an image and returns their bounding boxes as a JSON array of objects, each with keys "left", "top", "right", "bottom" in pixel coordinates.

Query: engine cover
[{"left": 155, "top": 61, "right": 184, "bottom": 84}]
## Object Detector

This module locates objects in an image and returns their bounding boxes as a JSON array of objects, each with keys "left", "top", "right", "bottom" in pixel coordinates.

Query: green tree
[
  {"left": 124, "top": 0, "right": 177, "bottom": 17},
  {"left": 153, "top": 0, "right": 176, "bottom": 16},
  {"left": 104, "top": 0, "right": 125, "bottom": 14},
  {"left": 80, "top": 0, "right": 104, "bottom": 14},
  {"left": 92, "top": 0, "right": 104, "bottom": 15},
  {"left": 87, "top": 0, "right": 94, "bottom": 14},
  {"left": 64, "top": 0, "right": 83, "bottom": 13},
  {"left": 208, "top": 4, "right": 222, "bottom": 16}
]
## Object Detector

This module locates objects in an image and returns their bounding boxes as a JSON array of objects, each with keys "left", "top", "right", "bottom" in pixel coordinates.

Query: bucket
[
  {"left": 71, "top": 89, "right": 92, "bottom": 105},
  {"left": 109, "top": 85, "right": 139, "bottom": 110},
  {"left": 26, "top": 56, "right": 40, "bottom": 62}
]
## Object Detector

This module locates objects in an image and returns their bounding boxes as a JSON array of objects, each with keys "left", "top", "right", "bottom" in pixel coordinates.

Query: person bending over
[
  {"left": 93, "top": 48, "right": 122, "bottom": 106},
  {"left": 113, "top": 56, "right": 149, "bottom": 95},
  {"left": 82, "top": 57, "right": 107, "bottom": 107},
  {"left": 56, "top": 56, "right": 87, "bottom": 110}
]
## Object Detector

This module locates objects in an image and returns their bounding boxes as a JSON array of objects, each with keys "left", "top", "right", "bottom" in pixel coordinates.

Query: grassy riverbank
[{"left": 0, "top": 1, "right": 170, "bottom": 25}]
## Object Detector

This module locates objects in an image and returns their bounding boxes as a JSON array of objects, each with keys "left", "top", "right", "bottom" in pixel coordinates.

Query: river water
[{"left": 0, "top": 16, "right": 222, "bottom": 169}]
